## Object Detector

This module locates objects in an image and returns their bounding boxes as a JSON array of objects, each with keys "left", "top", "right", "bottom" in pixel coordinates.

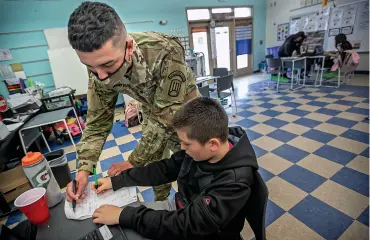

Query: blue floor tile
[
  {"left": 237, "top": 110, "right": 256, "bottom": 118},
  {"left": 264, "top": 118, "right": 289, "bottom": 128},
  {"left": 314, "top": 145, "right": 356, "bottom": 165},
  {"left": 272, "top": 144, "right": 309, "bottom": 163},
  {"left": 236, "top": 118, "right": 259, "bottom": 128},
  {"left": 335, "top": 100, "right": 358, "bottom": 106},
  {"left": 245, "top": 129, "right": 263, "bottom": 141},
  {"left": 268, "top": 129, "right": 298, "bottom": 143},
  {"left": 252, "top": 144, "right": 268, "bottom": 158},
  {"left": 327, "top": 117, "right": 358, "bottom": 128},
  {"left": 289, "top": 195, "right": 353, "bottom": 240},
  {"left": 360, "top": 148, "right": 369, "bottom": 158},
  {"left": 258, "top": 97, "right": 274, "bottom": 102},
  {"left": 265, "top": 200, "right": 285, "bottom": 227},
  {"left": 133, "top": 131, "right": 143, "bottom": 139},
  {"left": 169, "top": 187, "right": 176, "bottom": 201},
  {"left": 346, "top": 107, "right": 369, "bottom": 116},
  {"left": 282, "top": 102, "right": 302, "bottom": 109},
  {"left": 325, "top": 94, "right": 345, "bottom": 99},
  {"left": 238, "top": 104, "right": 255, "bottom": 110},
  {"left": 293, "top": 118, "right": 321, "bottom": 128},
  {"left": 279, "top": 96, "right": 295, "bottom": 101},
  {"left": 341, "top": 129, "right": 369, "bottom": 144},
  {"left": 118, "top": 140, "right": 138, "bottom": 153},
  {"left": 103, "top": 140, "right": 117, "bottom": 150},
  {"left": 260, "top": 110, "right": 281, "bottom": 117},
  {"left": 315, "top": 108, "right": 341, "bottom": 116},
  {"left": 141, "top": 188, "right": 155, "bottom": 202},
  {"left": 357, "top": 207, "right": 369, "bottom": 227},
  {"left": 331, "top": 167, "right": 369, "bottom": 196},
  {"left": 307, "top": 101, "right": 327, "bottom": 107},
  {"left": 111, "top": 122, "right": 131, "bottom": 138},
  {"left": 259, "top": 103, "right": 276, "bottom": 109},
  {"left": 279, "top": 165, "right": 326, "bottom": 193},
  {"left": 300, "top": 95, "right": 318, "bottom": 100},
  {"left": 302, "top": 129, "right": 336, "bottom": 144},
  {"left": 66, "top": 151, "right": 77, "bottom": 162},
  {"left": 258, "top": 167, "right": 274, "bottom": 182},
  {"left": 100, "top": 154, "right": 124, "bottom": 172},
  {"left": 287, "top": 109, "right": 310, "bottom": 117}
]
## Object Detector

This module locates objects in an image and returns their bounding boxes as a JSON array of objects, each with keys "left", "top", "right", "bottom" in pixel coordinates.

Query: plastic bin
[{"left": 43, "top": 150, "right": 72, "bottom": 189}]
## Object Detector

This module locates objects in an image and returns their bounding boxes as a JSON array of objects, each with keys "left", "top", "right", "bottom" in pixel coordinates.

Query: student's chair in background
[
  {"left": 265, "top": 58, "right": 285, "bottom": 92},
  {"left": 198, "top": 85, "right": 210, "bottom": 98},
  {"left": 210, "top": 74, "right": 237, "bottom": 117}
]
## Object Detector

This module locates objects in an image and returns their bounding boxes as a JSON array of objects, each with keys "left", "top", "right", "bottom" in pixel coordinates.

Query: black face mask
[{"left": 90, "top": 44, "right": 128, "bottom": 81}]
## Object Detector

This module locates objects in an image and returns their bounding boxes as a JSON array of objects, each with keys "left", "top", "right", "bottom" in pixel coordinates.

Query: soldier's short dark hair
[
  {"left": 172, "top": 97, "right": 229, "bottom": 145},
  {"left": 68, "top": 1, "right": 126, "bottom": 52}
]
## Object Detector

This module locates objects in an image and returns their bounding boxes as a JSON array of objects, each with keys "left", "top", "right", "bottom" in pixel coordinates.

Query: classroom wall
[
  {"left": 265, "top": 0, "right": 369, "bottom": 72},
  {"left": 0, "top": 0, "right": 267, "bottom": 100}
]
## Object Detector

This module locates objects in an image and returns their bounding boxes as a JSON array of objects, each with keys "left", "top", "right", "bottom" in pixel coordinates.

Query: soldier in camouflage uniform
[{"left": 66, "top": 2, "right": 199, "bottom": 202}]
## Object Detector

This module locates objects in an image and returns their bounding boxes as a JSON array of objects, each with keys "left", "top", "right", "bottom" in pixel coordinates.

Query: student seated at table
[
  {"left": 330, "top": 39, "right": 360, "bottom": 75},
  {"left": 91, "top": 97, "right": 260, "bottom": 240}
]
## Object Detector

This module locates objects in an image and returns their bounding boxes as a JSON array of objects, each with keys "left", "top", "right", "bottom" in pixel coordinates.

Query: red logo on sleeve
[{"left": 204, "top": 198, "right": 211, "bottom": 205}]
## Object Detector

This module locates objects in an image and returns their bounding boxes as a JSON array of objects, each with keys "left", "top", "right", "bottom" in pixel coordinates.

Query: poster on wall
[
  {"left": 342, "top": 3, "right": 357, "bottom": 27},
  {"left": 300, "top": 0, "right": 306, "bottom": 7},
  {"left": 330, "top": 7, "right": 344, "bottom": 28},
  {"left": 235, "top": 24, "right": 252, "bottom": 55},
  {"left": 329, "top": 28, "right": 340, "bottom": 37},
  {"left": 358, "top": 1, "right": 369, "bottom": 31},
  {"left": 290, "top": 19, "right": 299, "bottom": 34},
  {"left": 305, "top": 0, "right": 313, "bottom": 6},
  {"left": 341, "top": 26, "right": 353, "bottom": 35},
  {"left": 277, "top": 23, "right": 290, "bottom": 41}
]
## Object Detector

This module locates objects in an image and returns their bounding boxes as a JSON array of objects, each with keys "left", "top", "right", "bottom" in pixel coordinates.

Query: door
[
  {"left": 213, "top": 21, "right": 235, "bottom": 74},
  {"left": 235, "top": 18, "right": 253, "bottom": 76},
  {"left": 189, "top": 23, "right": 212, "bottom": 76}
]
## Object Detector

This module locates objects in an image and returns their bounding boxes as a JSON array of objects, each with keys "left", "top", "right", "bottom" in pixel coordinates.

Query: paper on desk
[{"left": 64, "top": 186, "right": 137, "bottom": 220}]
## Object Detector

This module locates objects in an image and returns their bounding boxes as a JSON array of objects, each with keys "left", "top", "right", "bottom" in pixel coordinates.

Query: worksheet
[{"left": 64, "top": 186, "right": 137, "bottom": 220}]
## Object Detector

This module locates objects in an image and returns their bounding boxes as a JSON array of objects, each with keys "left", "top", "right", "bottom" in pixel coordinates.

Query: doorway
[{"left": 214, "top": 21, "right": 234, "bottom": 72}]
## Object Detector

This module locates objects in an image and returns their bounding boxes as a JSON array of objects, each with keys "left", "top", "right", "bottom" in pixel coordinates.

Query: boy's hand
[
  {"left": 92, "top": 204, "right": 123, "bottom": 225},
  {"left": 91, "top": 178, "right": 112, "bottom": 194}
]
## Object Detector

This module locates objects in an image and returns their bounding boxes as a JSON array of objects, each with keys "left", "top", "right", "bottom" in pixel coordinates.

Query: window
[
  {"left": 234, "top": 7, "right": 252, "bottom": 18},
  {"left": 187, "top": 9, "right": 210, "bottom": 21},
  {"left": 237, "top": 54, "right": 248, "bottom": 69},
  {"left": 211, "top": 8, "right": 232, "bottom": 13}
]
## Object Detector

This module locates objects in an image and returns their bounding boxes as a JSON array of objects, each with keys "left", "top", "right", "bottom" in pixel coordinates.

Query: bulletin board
[
  {"left": 326, "top": 0, "right": 369, "bottom": 52},
  {"left": 277, "top": 23, "right": 290, "bottom": 42}
]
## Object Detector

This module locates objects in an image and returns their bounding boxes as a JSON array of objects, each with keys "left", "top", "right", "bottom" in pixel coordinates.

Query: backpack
[
  {"left": 331, "top": 50, "right": 360, "bottom": 73},
  {"left": 124, "top": 100, "right": 142, "bottom": 128}
]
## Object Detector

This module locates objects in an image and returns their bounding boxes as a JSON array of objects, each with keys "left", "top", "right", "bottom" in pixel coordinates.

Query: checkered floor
[{"left": 2, "top": 75, "right": 369, "bottom": 239}]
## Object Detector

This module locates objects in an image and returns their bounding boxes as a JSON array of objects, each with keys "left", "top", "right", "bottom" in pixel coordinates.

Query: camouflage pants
[{"left": 128, "top": 115, "right": 180, "bottom": 201}]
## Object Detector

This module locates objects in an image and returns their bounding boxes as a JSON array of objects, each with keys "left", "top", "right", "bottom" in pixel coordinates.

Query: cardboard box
[{"left": 0, "top": 165, "right": 31, "bottom": 203}]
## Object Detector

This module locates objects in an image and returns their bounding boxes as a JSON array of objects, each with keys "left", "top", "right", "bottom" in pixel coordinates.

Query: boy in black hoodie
[{"left": 91, "top": 97, "right": 259, "bottom": 240}]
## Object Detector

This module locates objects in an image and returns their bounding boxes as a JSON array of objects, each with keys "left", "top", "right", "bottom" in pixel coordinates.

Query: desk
[
  {"left": 280, "top": 56, "right": 327, "bottom": 89},
  {"left": 18, "top": 107, "right": 83, "bottom": 155},
  {"left": 196, "top": 76, "right": 219, "bottom": 86},
  {"left": 36, "top": 196, "right": 150, "bottom": 240}
]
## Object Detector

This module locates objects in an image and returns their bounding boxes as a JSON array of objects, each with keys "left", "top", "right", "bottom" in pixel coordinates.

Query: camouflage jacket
[{"left": 77, "top": 32, "right": 200, "bottom": 173}]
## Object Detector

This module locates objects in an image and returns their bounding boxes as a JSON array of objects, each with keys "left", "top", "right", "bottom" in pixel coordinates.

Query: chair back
[
  {"left": 213, "top": 68, "right": 228, "bottom": 77},
  {"left": 245, "top": 171, "right": 269, "bottom": 240},
  {"left": 216, "top": 74, "right": 233, "bottom": 93},
  {"left": 266, "top": 58, "right": 282, "bottom": 69},
  {"left": 198, "top": 85, "right": 210, "bottom": 98}
]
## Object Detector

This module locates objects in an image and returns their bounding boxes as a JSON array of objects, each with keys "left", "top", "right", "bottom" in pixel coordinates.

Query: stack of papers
[{"left": 64, "top": 186, "right": 137, "bottom": 220}]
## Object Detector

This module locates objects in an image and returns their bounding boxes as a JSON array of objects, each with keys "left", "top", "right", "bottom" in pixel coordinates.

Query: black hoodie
[{"left": 111, "top": 127, "right": 259, "bottom": 240}]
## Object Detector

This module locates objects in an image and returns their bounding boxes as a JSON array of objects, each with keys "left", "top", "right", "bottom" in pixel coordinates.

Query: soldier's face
[
  {"left": 76, "top": 38, "right": 133, "bottom": 80},
  {"left": 177, "top": 128, "right": 219, "bottom": 161}
]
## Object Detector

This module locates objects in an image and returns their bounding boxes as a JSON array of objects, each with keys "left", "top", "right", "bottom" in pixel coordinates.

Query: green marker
[{"left": 93, "top": 166, "right": 99, "bottom": 194}]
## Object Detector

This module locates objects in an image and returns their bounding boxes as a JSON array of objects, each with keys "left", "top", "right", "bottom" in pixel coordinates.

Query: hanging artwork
[{"left": 277, "top": 23, "right": 290, "bottom": 42}]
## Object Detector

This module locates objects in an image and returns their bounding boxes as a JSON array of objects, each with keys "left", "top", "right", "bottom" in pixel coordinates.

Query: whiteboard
[
  {"left": 325, "top": 0, "right": 369, "bottom": 52},
  {"left": 48, "top": 47, "right": 89, "bottom": 95},
  {"left": 44, "top": 28, "right": 89, "bottom": 95}
]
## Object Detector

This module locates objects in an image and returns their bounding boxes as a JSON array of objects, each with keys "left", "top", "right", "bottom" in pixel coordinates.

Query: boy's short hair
[{"left": 172, "top": 97, "right": 229, "bottom": 144}]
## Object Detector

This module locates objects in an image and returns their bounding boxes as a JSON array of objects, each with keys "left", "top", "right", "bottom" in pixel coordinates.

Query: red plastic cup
[{"left": 14, "top": 187, "right": 50, "bottom": 226}]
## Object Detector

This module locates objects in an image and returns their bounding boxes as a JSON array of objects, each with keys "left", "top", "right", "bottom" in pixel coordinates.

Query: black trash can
[{"left": 44, "top": 149, "right": 72, "bottom": 188}]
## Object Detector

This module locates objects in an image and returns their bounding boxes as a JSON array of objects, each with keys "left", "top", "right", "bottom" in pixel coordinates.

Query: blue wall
[{"left": 0, "top": 0, "right": 266, "bottom": 99}]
